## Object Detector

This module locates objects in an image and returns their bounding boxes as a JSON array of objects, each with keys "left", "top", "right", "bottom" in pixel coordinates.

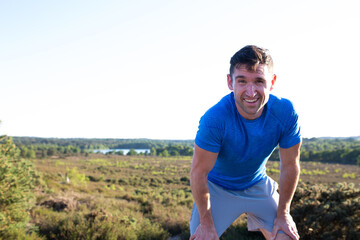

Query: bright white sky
[{"left": 1, "top": 0, "right": 359, "bottom": 140}]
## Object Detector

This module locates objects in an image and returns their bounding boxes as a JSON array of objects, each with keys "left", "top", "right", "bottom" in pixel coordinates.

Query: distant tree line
[
  {"left": 150, "top": 145, "right": 194, "bottom": 157},
  {"left": 18, "top": 144, "right": 83, "bottom": 158},
  {"left": 269, "top": 137, "right": 360, "bottom": 165},
  {"left": 12, "top": 137, "right": 195, "bottom": 158},
  {"left": 11, "top": 136, "right": 360, "bottom": 165},
  {"left": 101, "top": 145, "right": 194, "bottom": 157},
  {"left": 12, "top": 137, "right": 194, "bottom": 150},
  {"left": 270, "top": 147, "right": 360, "bottom": 165}
]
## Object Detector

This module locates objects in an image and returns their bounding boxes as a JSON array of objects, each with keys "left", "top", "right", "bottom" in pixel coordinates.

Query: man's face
[{"left": 227, "top": 64, "right": 276, "bottom": 120}]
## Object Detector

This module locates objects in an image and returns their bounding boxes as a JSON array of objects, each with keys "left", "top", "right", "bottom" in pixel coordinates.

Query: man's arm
[
  {"left": 271, "top": 142, "right": 301, "bottom": 240},
  {"left": 189, "top": 144, "right": 219, "bottom": 240}
]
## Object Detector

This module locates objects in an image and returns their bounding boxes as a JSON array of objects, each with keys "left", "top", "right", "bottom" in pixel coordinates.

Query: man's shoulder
[
  {"left": 267, "top": 94, "right": 298, "bottom": 126},
  {"left": 268, "top": 94, "right": 295, "bottom": 114},
  {"left": 204, "top": 93, "right": 234, "bottom": 118},
  {"left": 268, "top": 95, "right": 301, "bottom": 148},
  {"left": 200, "top": 93, "right": 234, "bottom": 129}
]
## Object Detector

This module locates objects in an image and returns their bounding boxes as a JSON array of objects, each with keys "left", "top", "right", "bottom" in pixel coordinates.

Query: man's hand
[
  {"left": 189, "top": 223, "right": 219, "bottom": 240},
  {"left": 270, "top": 213, "right": 299, "bottom": 240}
]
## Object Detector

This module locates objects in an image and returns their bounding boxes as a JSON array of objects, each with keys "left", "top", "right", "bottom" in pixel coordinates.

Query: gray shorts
[{"left": 190, "top": 176, "right": 279, "bottom": 237}]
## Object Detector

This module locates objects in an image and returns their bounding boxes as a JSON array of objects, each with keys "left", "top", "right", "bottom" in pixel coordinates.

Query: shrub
[
  {"left": 342, "top": 172, "right": 356, "bottom": 179},
  {"left": 136, "top": 218, "right": 169, "bottom": 240},
  {"left": 32, "top": 207, "right": 169, "bottom": 240},
  {"left": 66, "top": 167, "right": 88, "bottom": 186},
  {"left": 87, "top": 175, "right": 101, "bottom": 182},
  {"left": 292, "top": 182, "right": 360, "bottom": 239}
]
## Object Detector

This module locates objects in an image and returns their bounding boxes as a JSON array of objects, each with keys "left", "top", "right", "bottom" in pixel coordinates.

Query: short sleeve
[
  {"left": 195, "top": 115, "right": 224, "bottom": 153},
  {"left": 279, "top": 102, "right": 302, "bottom": 149}
]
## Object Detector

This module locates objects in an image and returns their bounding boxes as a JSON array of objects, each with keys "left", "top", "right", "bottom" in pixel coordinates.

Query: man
[{"left": 189, "top": 45, "right": 301, "bottom": 240}]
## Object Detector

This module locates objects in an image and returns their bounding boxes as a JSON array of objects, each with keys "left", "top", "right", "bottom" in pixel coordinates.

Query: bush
[
  {"left": 292, "top": 182, "right": 360, "bottom": 239},
  {"left": 32, "top": 207, "right": 169, "bottom": 240},
  {"left": 66, "top": 167, "right": 88, "bottom": 186}
]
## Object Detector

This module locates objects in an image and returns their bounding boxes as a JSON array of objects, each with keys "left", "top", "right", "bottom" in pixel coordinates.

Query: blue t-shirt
[{"left": 195, "top": 92, "right": 301, "bottom": 190}]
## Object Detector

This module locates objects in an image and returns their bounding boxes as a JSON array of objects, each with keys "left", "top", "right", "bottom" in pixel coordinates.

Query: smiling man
[{"left": 190, "top": 45, "right": 301, "bottom": 240}]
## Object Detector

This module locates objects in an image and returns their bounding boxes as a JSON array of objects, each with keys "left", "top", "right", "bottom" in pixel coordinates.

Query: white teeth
[{"left": 245, "top": 99, "right": 257, "bottom": 103}]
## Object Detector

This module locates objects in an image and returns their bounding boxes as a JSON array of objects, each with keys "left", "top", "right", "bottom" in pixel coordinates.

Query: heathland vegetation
[{"left": 1, "top": 134, "right": 360, "bottom": 239}]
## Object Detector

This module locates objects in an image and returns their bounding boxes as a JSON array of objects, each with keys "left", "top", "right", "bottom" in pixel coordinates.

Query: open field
[
  {"left": 29, "top": 154, "right": 360, "bottom": 239},
  {"left": 267, "top": 160, "right": 360, "bottom": 186}
]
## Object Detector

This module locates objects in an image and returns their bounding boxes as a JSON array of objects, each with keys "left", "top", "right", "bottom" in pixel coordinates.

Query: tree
[
  {"left": 160, "top": 149, "right": 170, "bottom": 157},
  {"left": 127, "top": 149, "right": 137, "bottom": 156},
  {"left": 116, "top": 150, "right": 124, "bottom": 155},
  {"left": 25, "top": 148, "right": 36, "bottom": 159},
  {"left": 47, "top": 146, "right": 56, "bottom": 156},
  {"left": 0, "top": 133, "right": 39, "bottom": 238},
  {"left": 150, "top": 147, "right": 157, "bottom": 156},
  {"left": 0, "top": 134, "right": 19, "bottom": 157}
]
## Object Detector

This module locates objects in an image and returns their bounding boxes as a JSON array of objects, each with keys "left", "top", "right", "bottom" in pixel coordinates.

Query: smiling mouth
[{"left": 244, "top": 98, "right": 258, "bottom": 103}]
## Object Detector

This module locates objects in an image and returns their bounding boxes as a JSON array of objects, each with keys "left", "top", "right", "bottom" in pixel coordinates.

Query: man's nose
[{"left": 246, "top": 84, "right": 256, "bottom": 97}]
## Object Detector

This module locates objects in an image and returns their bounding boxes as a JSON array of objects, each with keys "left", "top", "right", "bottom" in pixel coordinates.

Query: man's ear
[
  {"left": 270, "top": 74, "right": 277, "bottom": 91},
  {"left": 227, "top": 74, "right": 233, "bottom": 90}
]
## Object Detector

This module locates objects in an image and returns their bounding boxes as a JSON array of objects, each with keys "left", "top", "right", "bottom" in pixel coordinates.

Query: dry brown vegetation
[{"left": 28, "top": 154, "right": 360, "bottom": 239}]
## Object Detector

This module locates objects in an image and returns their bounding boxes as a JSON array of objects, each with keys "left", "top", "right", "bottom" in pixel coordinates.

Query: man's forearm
[
  {"left": 190, "top": 171, "right": 215, "bottom": 227},
  {"left": 189, "top": 145, "right": 219, "bottom": 240},
  {"left": 277, "top": 163, "right": 300, "bottom": 216},
  {"left": 271, "top": 144, "right": 302, "bottom": 239}
]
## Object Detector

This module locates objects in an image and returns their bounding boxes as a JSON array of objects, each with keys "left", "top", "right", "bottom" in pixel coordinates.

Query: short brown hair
[{"left": 229, "top": 45, "right": 274, "bottom": 78}]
